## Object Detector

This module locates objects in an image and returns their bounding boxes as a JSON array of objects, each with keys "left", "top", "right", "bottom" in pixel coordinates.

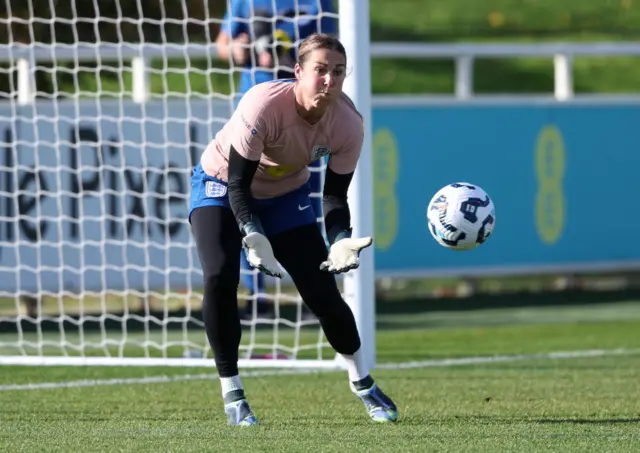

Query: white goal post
[{"left": 0, "top": 0, "right": 376, "bottom": 368}]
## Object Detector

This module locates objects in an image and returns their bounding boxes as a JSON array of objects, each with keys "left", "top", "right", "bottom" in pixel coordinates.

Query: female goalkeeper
[{"left": 189, "top": 33, "right": 397, "bottom": 426}]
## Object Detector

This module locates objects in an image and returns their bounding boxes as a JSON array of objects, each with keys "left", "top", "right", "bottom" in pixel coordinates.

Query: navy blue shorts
[{"left": 189, "top": 163, "right": 318, "bottom": 237}]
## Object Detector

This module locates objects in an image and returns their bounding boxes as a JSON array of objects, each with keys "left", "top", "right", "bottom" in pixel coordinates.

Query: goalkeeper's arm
[
  {"left": 322, "top": 167, "right": 353, "bottom": 244},
  {"left": 228, "top": 146, "right": 282, "bottom": 278},
  {"left": 321, "top": 168, "right": 373, "bottom": 273}
]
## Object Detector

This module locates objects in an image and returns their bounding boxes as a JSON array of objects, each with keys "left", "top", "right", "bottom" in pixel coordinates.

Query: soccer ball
[{"left": 427, "top": 182, "right": 496, "bottom": 251}]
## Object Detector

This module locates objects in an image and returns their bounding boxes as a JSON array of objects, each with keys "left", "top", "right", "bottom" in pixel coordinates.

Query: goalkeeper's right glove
[{"left": 242, "top": 232, "right": 283, "bottom": 278}]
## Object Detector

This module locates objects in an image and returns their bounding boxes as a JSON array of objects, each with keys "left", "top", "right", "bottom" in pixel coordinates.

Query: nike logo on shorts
[{"left": 298, "top": 205, "right": 311, "bottom": 211}]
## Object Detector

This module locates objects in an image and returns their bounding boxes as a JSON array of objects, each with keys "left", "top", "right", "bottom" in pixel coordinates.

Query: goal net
[{"left": 0, "top": 0, "right": 372, "bottom": 368}]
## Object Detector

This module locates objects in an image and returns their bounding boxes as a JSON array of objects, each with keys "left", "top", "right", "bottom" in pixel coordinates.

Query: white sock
[
  {"left": 220, "top": 375, "right": 243, "bottom": 399},
  {"left": 341, "top": 348, "right": 369, "bottom": 383}
]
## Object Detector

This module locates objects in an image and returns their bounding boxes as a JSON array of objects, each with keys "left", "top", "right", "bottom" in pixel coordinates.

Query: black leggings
[{"left": 190, "top": 206, "right": 361, "bottom": 377}]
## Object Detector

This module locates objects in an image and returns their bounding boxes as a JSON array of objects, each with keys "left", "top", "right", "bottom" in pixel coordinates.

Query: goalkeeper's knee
[
  {"left": 203, "top": 270, "right": 239, "bottom": 305},
  {"left": 312, "top": 295, "right": 361, "bottom": 355}
]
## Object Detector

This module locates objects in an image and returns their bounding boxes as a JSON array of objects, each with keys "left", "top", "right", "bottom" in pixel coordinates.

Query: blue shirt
[{"left": 221, "top": 0, "right": 337, "bottom": 95}]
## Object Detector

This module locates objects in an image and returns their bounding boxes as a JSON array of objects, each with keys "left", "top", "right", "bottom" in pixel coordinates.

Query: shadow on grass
[
  {"left": 535, "top": 417, "right": 640, "bottom": 424},
  {"left": 377, "top": 288, "right": 640, "bottom": 315}
]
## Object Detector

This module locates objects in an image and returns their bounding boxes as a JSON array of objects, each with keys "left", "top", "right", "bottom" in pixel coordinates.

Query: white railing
[
  {"left": 4, "top": 41, "right": 640, "bottom": 103},
  {"left": 370, "top": 42, "right": 640, "bottom": 101}
]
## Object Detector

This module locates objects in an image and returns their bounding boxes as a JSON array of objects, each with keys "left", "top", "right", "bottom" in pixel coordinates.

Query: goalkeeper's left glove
[{"left": 319, "top": 237, "right": 373, "bottom": 274}]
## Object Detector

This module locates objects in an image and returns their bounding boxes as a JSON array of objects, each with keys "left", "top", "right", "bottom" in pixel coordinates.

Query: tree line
[
  {"left": 0, "top": 0, "right": 227, "bottom": 96},
  {"left": 0, "top": 0, "right": 225, "bottom": 44}
]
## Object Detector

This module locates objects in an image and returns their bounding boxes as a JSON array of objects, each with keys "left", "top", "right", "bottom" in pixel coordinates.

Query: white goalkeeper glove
[
  {"left": 242, "top": 232, "right": 283, "bottom": 278},
  {"left": 320, "top": 237, "right": 373, "bottom": 274}
]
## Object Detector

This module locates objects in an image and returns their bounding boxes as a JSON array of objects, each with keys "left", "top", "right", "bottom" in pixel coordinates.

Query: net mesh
[{"left": 0, "top": 0, "right": 340, "bottom": 365}]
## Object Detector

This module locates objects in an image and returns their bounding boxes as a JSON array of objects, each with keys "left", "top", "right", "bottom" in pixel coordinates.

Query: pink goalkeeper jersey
[{"left": 200, "top": 80, "right": 364, "bottom": 199}]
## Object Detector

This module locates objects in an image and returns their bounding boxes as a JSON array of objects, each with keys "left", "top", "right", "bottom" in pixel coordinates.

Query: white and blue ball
[{"left": 427, "top": 182, "right": 496, "bottom": 251}]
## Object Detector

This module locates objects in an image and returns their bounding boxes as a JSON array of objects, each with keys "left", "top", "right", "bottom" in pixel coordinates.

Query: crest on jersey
[
  {"left": 205, "top": 180, "right": 227, "bottom": 198},
  {"left": 312, "top": 146, "right": 331, "bottom": 160}
]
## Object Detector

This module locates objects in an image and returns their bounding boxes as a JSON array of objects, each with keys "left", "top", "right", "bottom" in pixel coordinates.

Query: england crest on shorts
[
  {"left": 205, "top": 180, "right": 227, "bottom": 198},
  {"left": 312, "top": 145, "right": 331, "bottom": 160}
]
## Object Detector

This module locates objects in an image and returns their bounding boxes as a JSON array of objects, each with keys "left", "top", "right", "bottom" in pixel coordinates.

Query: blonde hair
[{"left": 297, "top": 33, "right": 347, "bottom": 67}]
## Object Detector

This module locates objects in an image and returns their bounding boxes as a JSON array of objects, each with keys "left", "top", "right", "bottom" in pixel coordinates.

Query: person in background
[{"left": 215, "top": 0, "right": 337, "bottom": 319}]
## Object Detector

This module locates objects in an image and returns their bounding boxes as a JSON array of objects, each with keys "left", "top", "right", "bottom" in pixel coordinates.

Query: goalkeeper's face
[{"left": 295, "top": 48, "right": 346, "bottom": 108}]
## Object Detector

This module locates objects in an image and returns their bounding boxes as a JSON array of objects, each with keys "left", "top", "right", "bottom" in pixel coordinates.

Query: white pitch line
[
  {"left": 375, "top": 347, "right": 640, "bottom": 369},
  {"left": 0, "top": 368, "right": 320, "bottom": 392},
  {"left": 1, "top": 347, "right": 638, "bottom": 392}
]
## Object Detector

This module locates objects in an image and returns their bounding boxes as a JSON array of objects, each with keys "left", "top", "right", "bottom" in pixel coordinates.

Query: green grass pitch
[{"left": 1, "top": 301, "right": 639, "bottom": 452}]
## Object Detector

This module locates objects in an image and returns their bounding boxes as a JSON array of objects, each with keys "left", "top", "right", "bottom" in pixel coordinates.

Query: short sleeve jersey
[{"left": 200, "top": 80, "right": 364, "bottom": 199}]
